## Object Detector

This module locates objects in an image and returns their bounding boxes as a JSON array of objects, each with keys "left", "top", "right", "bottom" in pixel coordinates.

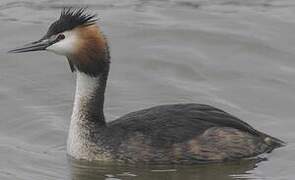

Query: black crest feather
[{"left": 45, "top": 8, "right": 97, "bottom": 37}]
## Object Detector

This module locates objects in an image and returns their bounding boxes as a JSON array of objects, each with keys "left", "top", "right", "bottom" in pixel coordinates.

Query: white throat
[
  {"left": 74, "top": 72, "right": 98, "bottom": 104},
  {"left": 71, "top": 71, "right": 100, "bottom": 124}
]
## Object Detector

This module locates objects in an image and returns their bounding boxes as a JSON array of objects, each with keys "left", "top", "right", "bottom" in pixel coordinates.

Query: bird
[{"left": 9, "top": 8, "right": 285, "bottom": 164}]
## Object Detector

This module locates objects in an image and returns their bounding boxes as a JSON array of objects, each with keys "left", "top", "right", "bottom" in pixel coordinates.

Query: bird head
[{"left": 9, "top": 8, "right": 110, "bottom": 76}]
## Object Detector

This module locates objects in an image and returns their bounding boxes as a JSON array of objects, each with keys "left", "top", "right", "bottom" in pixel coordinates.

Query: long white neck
[
  {"left": 71, "top": 71, "right": 107, "bottom": 123},
  {"left": 67, "top": 71, "right": 107, "bottom": 158},
  {"left": 72, "top": 72, "right": 99, "bottom": 122}
]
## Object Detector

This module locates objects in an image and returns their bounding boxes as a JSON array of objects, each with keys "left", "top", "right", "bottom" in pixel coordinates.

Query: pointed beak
[{"left": 8, "top": 36, "right": 57, "bottom": 53}]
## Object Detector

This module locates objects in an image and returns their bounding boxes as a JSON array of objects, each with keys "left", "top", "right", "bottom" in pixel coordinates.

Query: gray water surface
[{"left": 0, "top": 0, "right": 294, "bottom": 179}]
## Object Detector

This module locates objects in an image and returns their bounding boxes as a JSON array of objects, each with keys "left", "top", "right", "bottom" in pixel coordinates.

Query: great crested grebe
[{"left": 9, "top": 8, "right": 285, "bottom": 164}]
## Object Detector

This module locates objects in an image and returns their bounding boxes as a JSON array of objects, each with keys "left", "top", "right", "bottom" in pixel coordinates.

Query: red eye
[{"left": 57, "top": 34, "right": 65, "bottom": 41}]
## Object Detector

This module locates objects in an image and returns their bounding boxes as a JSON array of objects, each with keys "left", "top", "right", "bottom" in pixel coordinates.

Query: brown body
[
  {"left": 114, "top": 127, "right": 265, "bottom": 163},
  {"left": 72, "top": 103, "right": 284, "bottom": 163}
]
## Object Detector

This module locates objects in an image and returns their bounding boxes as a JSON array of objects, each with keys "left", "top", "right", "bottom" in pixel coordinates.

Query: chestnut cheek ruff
[{"left": 67, "top": 25, "right": 110, "bottom": 77}]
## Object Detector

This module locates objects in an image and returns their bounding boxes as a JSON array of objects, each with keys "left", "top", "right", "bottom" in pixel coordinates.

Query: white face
[{"left": 46, "top": 31, "right": 78, "bottom": 56}]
